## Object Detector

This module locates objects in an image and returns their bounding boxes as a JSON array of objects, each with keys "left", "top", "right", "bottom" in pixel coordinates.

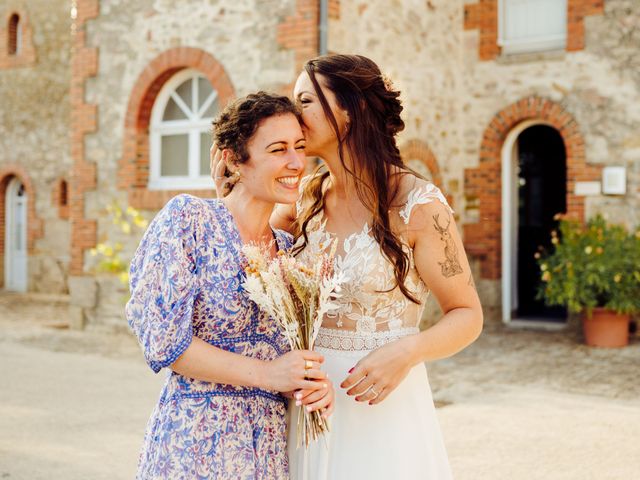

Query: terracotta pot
[{"left": 582, "top": 308, "right": 630, "bottom": 348}]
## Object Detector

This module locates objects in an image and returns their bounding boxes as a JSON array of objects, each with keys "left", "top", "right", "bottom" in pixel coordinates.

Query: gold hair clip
[{"left": 381, "top": 73, "right": 394, "bottom": 92}]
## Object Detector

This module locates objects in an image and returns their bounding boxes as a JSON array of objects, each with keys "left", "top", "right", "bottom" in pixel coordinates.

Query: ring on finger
[
  {"left": 368, "top": 386, "right": 380, "bottom": 398},
  {"left": 304, "top": 360, "right": 314, "bottom": 370}
]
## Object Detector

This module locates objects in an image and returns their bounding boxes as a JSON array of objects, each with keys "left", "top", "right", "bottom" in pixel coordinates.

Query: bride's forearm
[{"left": 405, "top": 306, "right": 483, "bottom": 364}]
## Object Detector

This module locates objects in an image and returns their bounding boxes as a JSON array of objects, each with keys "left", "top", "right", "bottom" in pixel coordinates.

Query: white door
[{"left": 5, "top": 178, "right": 27, "bottom": 292}]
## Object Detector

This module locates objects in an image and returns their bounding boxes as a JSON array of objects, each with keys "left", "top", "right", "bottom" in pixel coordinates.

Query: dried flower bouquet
[{"left": 242, "top": 242, "right": 344, "bottom": 447}]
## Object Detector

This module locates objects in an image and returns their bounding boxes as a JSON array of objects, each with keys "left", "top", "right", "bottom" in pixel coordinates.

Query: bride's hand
[
  {"left": 210, "top": 143, "right": 233, "bottom": 197},
  {"left": 294, "top": 378, "right": 335, "bottom": 419},
  {"left": 339, "top": 337, "right": 415, "bottom": 405}
]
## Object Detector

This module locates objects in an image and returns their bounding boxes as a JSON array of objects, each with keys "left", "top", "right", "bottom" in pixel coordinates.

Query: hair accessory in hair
[{"left": 381, "top": 73, "right": 395, "bottom": 92}]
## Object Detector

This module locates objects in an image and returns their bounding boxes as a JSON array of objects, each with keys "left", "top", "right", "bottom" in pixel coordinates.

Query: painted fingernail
[
  {"left": 295, "top": 392, "right": 302, "bottom": 400},
  {"left": 295, "top": 400, "right": 301, "bottom": 406},
  {"left": 348, "top": 367, "right": 354, "bottom": 374},
  {"left": 306, "top": 406, "right": 312, "bottom": 412}
]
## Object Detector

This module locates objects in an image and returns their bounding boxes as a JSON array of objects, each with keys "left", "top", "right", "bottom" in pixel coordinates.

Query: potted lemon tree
[{"left": 536, "top": 214, "right": 640, "bottom": 347}]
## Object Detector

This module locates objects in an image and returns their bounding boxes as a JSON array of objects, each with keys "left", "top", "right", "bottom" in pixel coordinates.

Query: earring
[{"left": 229, "top": 169, "right": 241, "bottom": 186}]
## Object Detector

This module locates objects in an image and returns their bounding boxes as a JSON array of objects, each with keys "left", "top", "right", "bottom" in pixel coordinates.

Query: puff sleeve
[{"left": 125, "top": 195, "right": 202, "bottom": 373}]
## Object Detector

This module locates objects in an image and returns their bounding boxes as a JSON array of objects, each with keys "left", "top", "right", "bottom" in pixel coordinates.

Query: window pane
[
  {"left": 200, "top": 132, "right": 212, "bottom": 175},
  {"left": 198, "top": 78, "right": 214, "bottom": 109},
  {"left": 201, "top": 95, "right": 219, "bottom": 119},
  {"left": 502, "top": 0, "right": 566, "bottom": 52},
  {"left": 176, "top": 78, "right": 193, "bottom": 111},
  {"left": 163, "top": 96, "right": 188, "bottom": 121},
  {"left": 161, "top": 134, "right": 189, "bottom": 176}
]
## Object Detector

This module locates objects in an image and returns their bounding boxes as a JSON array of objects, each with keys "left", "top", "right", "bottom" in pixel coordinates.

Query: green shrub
[{"left": 537, "top": 214, "right": 640, "bottom": 315}]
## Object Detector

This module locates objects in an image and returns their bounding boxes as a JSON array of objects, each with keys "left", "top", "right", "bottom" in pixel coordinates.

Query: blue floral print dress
[{"left": 126, "top": 194, "right": 292, "bottom": 480}]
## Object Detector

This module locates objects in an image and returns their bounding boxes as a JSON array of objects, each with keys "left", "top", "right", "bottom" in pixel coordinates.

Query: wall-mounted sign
[
  {"left": 602, "top": 166, "right": 626, "bottom": 195},
  {"left": 574, "top": 181, "right": 601, "bottom": 196}
]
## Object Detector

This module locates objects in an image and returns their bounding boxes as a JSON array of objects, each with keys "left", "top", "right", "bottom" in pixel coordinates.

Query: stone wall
[
  {"left": 3, "top": 0, "right": 638, "bottom": 328},
  {"left": 461, "top": 0, "right": 640, "bottom": 316},
  {"left": 329, "top": 0, "right": 640, "bottom": 323},
  {"left": 0, "top": 0, "right": 71, "bottom": 294},
  {"left": 70, "top": 0, "right": 309, "bottom": 328}
]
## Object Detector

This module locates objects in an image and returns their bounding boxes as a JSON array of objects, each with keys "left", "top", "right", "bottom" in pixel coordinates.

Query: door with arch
[
  {"left": 4, "top": 178, "right": 28, "bottom": 292},
  {"left": 502, "top": 123, "right": 567, "bottom": 322}
]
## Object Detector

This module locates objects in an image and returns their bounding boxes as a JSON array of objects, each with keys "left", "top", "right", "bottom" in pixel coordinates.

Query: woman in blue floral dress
[{"left": 126, "top": 92, "right": 334, "bottom": 479}]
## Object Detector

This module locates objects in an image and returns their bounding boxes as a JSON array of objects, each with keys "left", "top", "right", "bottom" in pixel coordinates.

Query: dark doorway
[{"left": 516, "top": 125, "right": 567, "bottom": 320}]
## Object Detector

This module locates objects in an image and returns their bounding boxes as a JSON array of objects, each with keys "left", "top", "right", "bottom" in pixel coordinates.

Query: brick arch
[
  {"left": 118, "top": 47, "right": 235, "bottom": 210},
  {"left": 0, "top": 165, "right": 44, "bottom": 286},
  {"left": 400, "top": 139, "right": 444, "bottom": 188},
  {"left": 464, "top": 96, "right": 601, "bottom": 279}
]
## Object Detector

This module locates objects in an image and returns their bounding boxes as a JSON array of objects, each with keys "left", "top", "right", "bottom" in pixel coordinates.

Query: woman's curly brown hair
[{"left": 212, "top": 91, "right": 301, "bottom": 165}]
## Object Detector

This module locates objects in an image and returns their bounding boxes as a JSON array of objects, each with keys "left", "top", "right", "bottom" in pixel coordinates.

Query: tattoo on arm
[{"left": 433, "top": 212, "right": 463, "bottom": 278}]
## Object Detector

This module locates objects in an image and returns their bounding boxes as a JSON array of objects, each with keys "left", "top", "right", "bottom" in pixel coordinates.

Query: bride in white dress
[{"left": 213, "top": 54, "right": 483, "bottom": 479}]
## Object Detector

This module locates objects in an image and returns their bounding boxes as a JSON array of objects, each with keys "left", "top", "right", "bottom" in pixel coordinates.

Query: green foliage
[
  {"left": 536, "top": 214, "right": 640, "bottom": 315},
  {"left": 90, "top": 202, "right": 148, "bottom": 285}
]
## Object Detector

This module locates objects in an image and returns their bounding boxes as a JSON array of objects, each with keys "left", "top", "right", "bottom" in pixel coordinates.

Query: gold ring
[{"left": 304, "top": 360, "right": 314, "bottom": 370}]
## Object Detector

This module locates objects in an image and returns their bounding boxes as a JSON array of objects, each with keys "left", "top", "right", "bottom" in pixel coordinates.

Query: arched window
[
  {"left": 8, "top": 13, "right": 21, "bottom": 56},
  {"left": 149, "top": 69, "right": 219, "bottom": 190}
]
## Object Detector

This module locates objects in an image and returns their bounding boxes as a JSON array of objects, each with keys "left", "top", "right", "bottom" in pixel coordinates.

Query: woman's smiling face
[{"left": 234, "top": 112, "right": 307, "bottom": 205}]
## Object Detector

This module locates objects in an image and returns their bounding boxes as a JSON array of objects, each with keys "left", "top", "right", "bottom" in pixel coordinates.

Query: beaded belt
[{"left": 314, "top": 326, "right": 419, "bottom": 352}]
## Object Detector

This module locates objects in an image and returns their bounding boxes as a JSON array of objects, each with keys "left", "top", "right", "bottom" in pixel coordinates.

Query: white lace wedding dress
[{"left": 288, "top": 182, "right": 454, "bottom": 480}]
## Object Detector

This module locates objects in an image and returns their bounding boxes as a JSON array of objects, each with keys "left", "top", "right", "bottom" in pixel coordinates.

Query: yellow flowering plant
[
  {"left": 90, "top": 202, "right": 148, "bottom": 285},
  {"left": 536, "top": 214, "right": 640, "bottom": 315}
]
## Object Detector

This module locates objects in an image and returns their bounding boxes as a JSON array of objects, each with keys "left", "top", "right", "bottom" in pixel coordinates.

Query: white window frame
[
  {"left": 498, "top": 0, "right": 567, "bottom": 55},
  {"left": 148, "top": 69, "right": 218, "bottom": 190}
]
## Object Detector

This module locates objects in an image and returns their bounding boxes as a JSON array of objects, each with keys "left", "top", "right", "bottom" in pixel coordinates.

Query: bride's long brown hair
[{"left": 293, "top": 54, "right": 421, "bottom": 303}]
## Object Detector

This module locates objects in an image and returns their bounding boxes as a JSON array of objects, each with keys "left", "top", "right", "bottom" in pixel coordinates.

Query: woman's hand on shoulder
[
  {"left": 270, "top": 203, "right": 297, "bottom": 233},
  {"left": 210, "top": 143, "right": 237, "bottom": 197}
]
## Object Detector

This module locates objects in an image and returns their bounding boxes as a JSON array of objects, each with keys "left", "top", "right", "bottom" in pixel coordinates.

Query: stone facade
[
  {"left": 328, "top": 0, "right": 640, "bottom": 323},
  {"left": 1, "top": 0, "right": 638, "bottom": 329},
  {"left": 0, "top": 0, "right": 70, "bottom": 294}
]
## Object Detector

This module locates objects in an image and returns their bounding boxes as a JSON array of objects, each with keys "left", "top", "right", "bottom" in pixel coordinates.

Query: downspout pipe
[{"left": 319, "top": 0, "right": 328, "bottom": 55}]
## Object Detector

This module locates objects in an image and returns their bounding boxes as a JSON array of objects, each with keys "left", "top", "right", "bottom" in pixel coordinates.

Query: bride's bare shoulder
[{"left": 391, "top": 170, "right": 437, "bottom": 206}]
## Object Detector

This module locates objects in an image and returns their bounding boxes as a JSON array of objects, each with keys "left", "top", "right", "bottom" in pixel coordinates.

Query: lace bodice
[{"left": 295, "top": 182, "right": 452, "bottom": 335}]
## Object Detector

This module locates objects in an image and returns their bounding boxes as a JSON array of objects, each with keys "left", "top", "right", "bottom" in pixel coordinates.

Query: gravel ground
[{"left": 0, "top": 293, "right": 638, "bottom": 480}]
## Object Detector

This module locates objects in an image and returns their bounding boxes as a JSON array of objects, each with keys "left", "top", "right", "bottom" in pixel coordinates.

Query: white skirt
[{"left": 288, "top": 328, "right": 453, "bottom": 480}]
